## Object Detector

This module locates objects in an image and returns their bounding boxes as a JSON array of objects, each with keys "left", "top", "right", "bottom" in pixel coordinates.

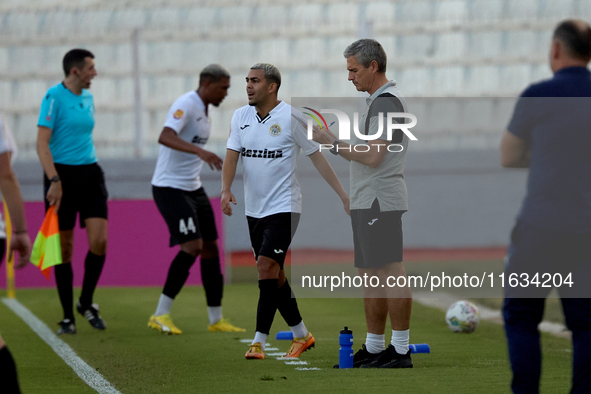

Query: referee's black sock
[
  {"left": 277, "top": 279, "right": 303, "bottom": 327},
  {"left": 201, "top": 257, "right": 224, "bottom": 307},
  {"left": 79, "top": 251, "right": 106, "bottom": 307},
  {"left": 162, "top": 251, "right": 197, "bottom": 299},
  {"left": 256, "top": 279, "right": 279, "bottom": 334},
  {"left": 0, "top": 346, "right": 21, "bottom": 394},
  {"left": 55, "top": 263, "right": 74, "bottom": 321}
]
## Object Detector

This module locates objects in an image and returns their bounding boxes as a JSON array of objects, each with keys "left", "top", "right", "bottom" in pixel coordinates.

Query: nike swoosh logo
[
  {"left": 274, "top": 249, "right": 283, "bottom": 254},
  {"left": 368, "top": 219, "right": 378, "bottom": 225},
  {"left": 240, "top": 125, "right": 250, "bottom": 130}
]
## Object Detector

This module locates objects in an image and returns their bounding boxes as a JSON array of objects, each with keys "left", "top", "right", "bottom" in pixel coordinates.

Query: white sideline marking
[
  {"left": 413, "top": 291, "right": 571, "bottom": 339},
  {"left": 265, "top": 347, "right": 279, "bottom": 351},
  {"left": 267, "top": 352, "right": 285, "bottom": 356},
  {"left": 2, "top": 298, "right": 121, "bottom": 394},
  {"left": 284, "top": 361, "right": 307, "bottom": 365},
  {"left": 239, "top": 339, "right": 253, "bottom": 343},
  {"left": 296, "top": 367, "right": 321, "bottom": 371}
]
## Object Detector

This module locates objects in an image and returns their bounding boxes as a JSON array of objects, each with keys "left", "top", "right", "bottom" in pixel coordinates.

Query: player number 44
[{"left": 179, "top": 218, "right": 196, "bottom": 235}]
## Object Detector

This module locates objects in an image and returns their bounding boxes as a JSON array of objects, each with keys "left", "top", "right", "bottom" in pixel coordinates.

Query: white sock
[
  {"left": 365, "top": 333, "right": 385, "bottom": 354},
  {"left": 391, "top": 329, "right": 410, "bottom": 355},
  {"left": 207, "top": 306, "right": 223, "bottom": 326},
  {"left": 155, "top": 294, "right": 173, "bottom": 316},
  {"left": 252, "top": 332, "right": 268, "bottom": 350},
  {"left": 290, "top": 321, "right": 308, "bottom": 339}
]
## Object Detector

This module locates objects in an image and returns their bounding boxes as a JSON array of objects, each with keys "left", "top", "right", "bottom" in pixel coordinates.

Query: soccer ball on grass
[{"left": 445, "top": 300, "right": 480, "bottom": 333}]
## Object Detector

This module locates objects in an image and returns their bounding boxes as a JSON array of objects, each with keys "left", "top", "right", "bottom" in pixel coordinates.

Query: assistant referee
[{"left": 37, "top": 48, "right": 108, "bottom": 335}]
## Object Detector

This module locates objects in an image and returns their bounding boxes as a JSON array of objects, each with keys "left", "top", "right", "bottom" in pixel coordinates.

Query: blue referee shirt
[
  {"left": 507, "top": 66, "right": 591, "bottom": 233},
  {"left": 37, "top": 82, "right": 97, "bottom": 165}
]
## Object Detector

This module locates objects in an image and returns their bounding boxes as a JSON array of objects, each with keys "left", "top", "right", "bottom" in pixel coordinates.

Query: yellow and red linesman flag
[{"left": 30, "top": 206, "right": 62, "bottom": 280}]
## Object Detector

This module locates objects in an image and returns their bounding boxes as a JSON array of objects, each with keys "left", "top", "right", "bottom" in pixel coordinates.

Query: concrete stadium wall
[{"left": 12, "top": 148, "right": 527, "bottom": 253}]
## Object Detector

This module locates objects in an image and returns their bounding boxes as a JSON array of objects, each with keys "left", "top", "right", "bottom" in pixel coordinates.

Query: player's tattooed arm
[{"left": 221, "top": 149, "right": 240, "bottom": 216}]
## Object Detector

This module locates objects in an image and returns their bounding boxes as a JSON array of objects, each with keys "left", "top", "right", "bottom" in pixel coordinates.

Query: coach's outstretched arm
[
  {"left": 221, "top": 149, "right": 239, "bottom": 216},
  {"left": 308, "top": 150, "right": 350, "bottom": 215}
]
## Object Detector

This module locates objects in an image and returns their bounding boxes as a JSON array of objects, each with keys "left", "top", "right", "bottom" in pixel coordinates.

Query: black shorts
[
  {"left": 246, "top": 212, "right": 300, "bottom": 269},
  {"left": 44, "top": 163, "right": 108, "bottom": 231},
  {"left": 351, "top": 198, "right": 404, "bottom": 269},
  {"left": 152, "top": 186, "right": 218, "bottom": 247}
]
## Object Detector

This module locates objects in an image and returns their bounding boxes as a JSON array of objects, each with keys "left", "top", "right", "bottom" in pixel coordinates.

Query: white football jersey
[
  {"left": 227, "top": 101, "right": 319, "bottom": 218},
  {"left": 152, "top": 91, "right": 211, "bottom": 191}
]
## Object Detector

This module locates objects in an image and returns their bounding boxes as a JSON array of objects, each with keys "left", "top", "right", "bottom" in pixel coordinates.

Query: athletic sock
[
  {"left": 277, "top": 279, "right": 303, "bottom": 327},
  {"left": 0, "top": 346, "right": 21, "bottom": 394},
  {"left": 290, "top": 321, "right": 308, "bottom": 339},
  {"left": 155, "top": 294, "right": 174, "bottom": 316},
  {"left": 365, "top": 333, "right": 385, "bottom": 354},
  {"left": 54, "top": 263, "right": 74, "bottom": 321},
  {"left": 162, "top": 251, "right": 197, "bottom": 299},
  {"left": 79, "top": 251, "right": 106, "bottom": 307},
  {"left": 252, "top": 332, "right": 268, "bottom": 350},
  {"left": 255, "top": 279, "right": 279, "bottom": 336},
  {"left": 207, "top": 306, "right": 222, "bottom": 326},
  {"left": 391, "top": 329, "right": 410, "bottom": 355},
  {"left": 201, "top": 257, "right": 224, "bottom": 307}
]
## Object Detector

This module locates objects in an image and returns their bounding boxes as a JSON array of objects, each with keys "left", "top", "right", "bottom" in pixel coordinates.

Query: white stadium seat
[
  {"left": 399, "top": 34, "right": 434, "bottom": 62},
  {"left": 252, "top": 6, "right": 288, "bottom": 33},
  {"left": 183, "top": 41, "right": 221, "bottom": 67},
  {"left": 435, "top": 0, "right": 467, "bottom": 26},
  {"left": 289, "top": 4, "right": 323, "bottom": 34},
  {"left": 398, "top": 67, "right": 432, "bottom": 96},
  {"left": 326, "top": 3, "right": 359, "bottom": 35},
  {"left": 467, "top": 32, "right": 502, "bottom": 60},
  {"left": 397, "top": 1, "right": 433, "bottom": 24},
  {"left": 499, "top": 64, "right": 532, "bottom": 93},
  {"left": 219, "top": 40, "right": 256, "bottom": 70},
  {"left": 324, "top": 36, "right": 357, "bottom": 68},
  {"left": 258, "top": 38, "right": 290, "bottom": 69},
  {"left": 432, "top": 66, "right": 464, "bottom": 95},
  {"left": 433, "top": 32, "right": 466, "bottom": 61},
  {"left": 364, "top": 2, "right": 396, "bottom": 31},
  {"left": 465, "top": 65, "right": 500, "bottom": 95},
  {"left": 470, "top": 0, "right": 503, "bottom": 23},
  {"left": 184, "top": 8, "right": 218, "bottom": 34},
  {"left": 539, "top": 0, "right": 574, "bottom": 20},
  {"left": 109, "top": 9, "right": 145, "bottom": 32},
  {"left": 290, "top": 38, "right": 325, "bottom": 68},
  {"left": 505, "top": 0, "right": 538, "bottom": 22},
  {"left": 219, "top": 6, "right": 252, "bottom": 35},
  {"left": 503, "top": 31, "right": 537, "bottom": 58}
]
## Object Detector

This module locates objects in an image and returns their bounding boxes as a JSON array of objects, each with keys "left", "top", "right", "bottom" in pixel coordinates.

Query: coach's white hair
[
  {"left": 199, "top": 64, "right": 230, "bottom": 85},
  {"left": 250, "top": 63, "right": 281, "bottom": 91},
  {"left": 343, "top": 39, "right": 387, "bottom": 73}
]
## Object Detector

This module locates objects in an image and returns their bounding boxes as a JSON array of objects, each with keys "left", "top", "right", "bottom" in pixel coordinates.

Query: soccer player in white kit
[
  {"left": 149, "top": 65, "right": 244, "bottom": 334},
  {"left": 221, "top": 63, "right": 350, "bottom": 359}
]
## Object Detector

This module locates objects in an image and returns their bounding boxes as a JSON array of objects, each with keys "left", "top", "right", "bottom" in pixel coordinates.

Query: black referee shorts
[
  {"left": 44, "top": 163, "right": 108, "bottom": 231},
  {"left": 247, "top": 212, "right": 300, "bottom": 269},
  {"left": 351, "top": 198, "right": 404, "bottom": 269},
  {"left": 152, "top": 186, "right": 218, "bottom": 247}
]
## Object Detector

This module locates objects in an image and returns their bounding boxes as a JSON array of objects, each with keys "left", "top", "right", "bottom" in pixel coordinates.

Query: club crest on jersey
[
  {"left": 269, "top": 123, "right": 281, "bottom": 136},
  {"left": 173, "top": 109, "right": 184, "bottom": 119}
]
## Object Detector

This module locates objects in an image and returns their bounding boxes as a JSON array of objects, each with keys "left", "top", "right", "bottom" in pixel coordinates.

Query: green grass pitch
[{"left": 0, "top": 284, "right": 572, "bottom": 393}]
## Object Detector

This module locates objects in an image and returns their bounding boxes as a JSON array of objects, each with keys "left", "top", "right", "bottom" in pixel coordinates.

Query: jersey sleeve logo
[
  {"left": 269, "top": 123, "right": 281, "bottom": 136},
  {"left": 173, "top": 109, "right": 184, "bottom": 120}
]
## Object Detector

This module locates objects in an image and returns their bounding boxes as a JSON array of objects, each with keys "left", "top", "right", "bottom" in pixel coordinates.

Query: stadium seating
[{"left": 0, "top": 0, "right": 583, "bottom": 158}]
